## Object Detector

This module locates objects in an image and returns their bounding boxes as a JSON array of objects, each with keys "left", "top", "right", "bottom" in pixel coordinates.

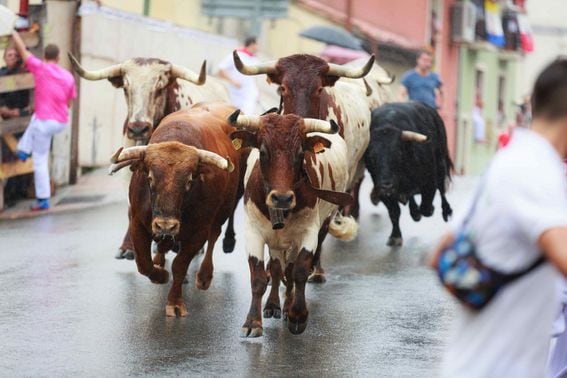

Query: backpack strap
[{"left": 499, "top": 255, "right": 546, "bottom": 284}]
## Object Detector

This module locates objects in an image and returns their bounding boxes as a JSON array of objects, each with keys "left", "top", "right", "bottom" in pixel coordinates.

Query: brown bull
[
  {"left": 229, "top": 111, "right": 353, "bottom": 336},
  {"left": 109, "top": 103, "right": 243, "bottom": 316},
  {"left": 69, "top": 54, "right": 239, "bottom": 263}
]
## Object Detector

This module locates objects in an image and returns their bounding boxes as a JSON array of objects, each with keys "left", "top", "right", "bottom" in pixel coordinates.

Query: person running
[
  {"left": 430, "top": 58, "right": 567, "bottom": 377},
  {"left": 217, "top": 36, "right": 260, "bottom": 115},
  {"left": 11, "top": 30, "right": 76, "bottom": 211}
]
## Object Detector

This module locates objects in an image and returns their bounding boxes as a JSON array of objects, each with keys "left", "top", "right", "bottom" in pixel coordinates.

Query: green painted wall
[{"left": 455, "top": 45, "right": 520, "bottom": 176}]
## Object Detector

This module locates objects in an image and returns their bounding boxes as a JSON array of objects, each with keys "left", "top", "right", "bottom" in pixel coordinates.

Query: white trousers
[{"left": 17, "top": 115, "right": 66, "bottom": 199}]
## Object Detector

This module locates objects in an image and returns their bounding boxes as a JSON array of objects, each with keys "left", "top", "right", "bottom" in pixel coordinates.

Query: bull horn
[
  {"left": 233, "top": 50, "right": 277, "bottom": 76},
  {"left": 304, "top": 118, "right": 339, "bottom": 134},
  {"left": 196, "top": 148, "right": 234, "bottom": 172},
  {"left": 377, "top": 73, "right": 395, "bottom": 85},
  {"left": 108, "top": 160, "right": 136, "bottom": 175},
  {"left": 227, "top": 109, "right": 262, "bottom": 131},
  {"left": 68, "top": 52, "right": 122, "bottom": 80},
  {"left": 363, "top": 78, "right": 373, "bottom": 96},
  {"left": 327, "top": 55, "right": 375, "bottom": 78},
  {"left": 114, "top": 145, "right": 147, "bottom": 163},
  {"left": 401, "top": 131, "right": 428, "bottom": 143},
  {"left": 171, "top": 60, "right": 206, "bottom": 85}
]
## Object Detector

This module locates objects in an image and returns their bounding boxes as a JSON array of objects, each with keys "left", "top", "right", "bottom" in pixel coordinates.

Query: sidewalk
[{"left": 0, "top": 167, "right": 125, "bottom": 220}]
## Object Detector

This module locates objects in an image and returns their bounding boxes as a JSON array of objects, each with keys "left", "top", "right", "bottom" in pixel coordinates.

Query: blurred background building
[{"left": 0, "top": 0, "right": 548, "bottom": 190}]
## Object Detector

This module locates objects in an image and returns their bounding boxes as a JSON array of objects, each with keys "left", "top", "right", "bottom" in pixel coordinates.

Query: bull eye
[{"left": 317, "top": 87, "right": 323, "bottom": 94}]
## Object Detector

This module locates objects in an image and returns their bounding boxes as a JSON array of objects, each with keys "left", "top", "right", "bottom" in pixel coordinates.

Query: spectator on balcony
[
  {"left": 0, "top": 46, "right": 30, "bottom": 119},
  {"left": 398, "top": 49, "right": 443, "bottom": 111}
]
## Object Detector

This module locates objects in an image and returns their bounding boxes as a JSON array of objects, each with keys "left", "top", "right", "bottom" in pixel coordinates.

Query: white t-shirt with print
[
  {"left": 440, "top": 128, "right": 567, "bottom": 378},
  {"left": 217, "top": 50, "right": 259, "bottom": 115}
]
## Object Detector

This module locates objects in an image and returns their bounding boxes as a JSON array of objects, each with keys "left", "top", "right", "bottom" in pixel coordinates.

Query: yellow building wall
[{"left": 100, "top": 0, "right": 144, "bottom": 15}]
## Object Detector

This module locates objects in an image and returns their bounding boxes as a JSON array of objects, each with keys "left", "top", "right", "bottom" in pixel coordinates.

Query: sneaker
[
  {"left": 30, "top": 198, "right": 49, "bottom": 211},
  {"left": 16, "top": 150, "right": 30, "bottom": 162}
]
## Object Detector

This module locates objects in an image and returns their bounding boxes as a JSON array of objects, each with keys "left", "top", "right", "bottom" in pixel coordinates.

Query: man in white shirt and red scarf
[{"left": 218, "top": 36, "right": 260, "bottom": 115}]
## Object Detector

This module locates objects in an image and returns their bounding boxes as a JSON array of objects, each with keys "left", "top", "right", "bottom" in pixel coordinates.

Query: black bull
[{"left": 364, "top": 101, "right": 453, "bottom": 246}]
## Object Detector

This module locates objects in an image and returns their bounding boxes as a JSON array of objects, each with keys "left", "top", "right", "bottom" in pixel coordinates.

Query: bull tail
[{"left": 329, "top": 213, "right": 358, "bottom": 241}]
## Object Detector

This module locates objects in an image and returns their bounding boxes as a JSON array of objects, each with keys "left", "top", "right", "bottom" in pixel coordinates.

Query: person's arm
[
  {"left": 539, "top": 228, "right": 567, "bottom": 276},
  {"left": 435, "top": 87, "right": 444, "bottom": 110},
  {"left": 398, "top": 84, "right": 408, "bottom": 102},
  {"left": 428, "top": 232, "right": 454, "bottom": 268},
  {"left": 218, "top": 68, "right": 241, "bottom": 88},
  {"left": 10, "top": 31, "right": 31, "bottom": 62}
]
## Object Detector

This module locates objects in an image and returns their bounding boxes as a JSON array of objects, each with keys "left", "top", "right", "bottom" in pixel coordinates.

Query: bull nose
[
  {"left": 127, "top": 122, "right": 152, "bottom": 139},
  {"left": 380, "top": 181, "right": 394, "bottom": 191},
  {"left": 152, "top": 218, "right": 180, "bottom": 237},
  {"left": 269, "top": 191, "right": 295, "bottom": 209}
]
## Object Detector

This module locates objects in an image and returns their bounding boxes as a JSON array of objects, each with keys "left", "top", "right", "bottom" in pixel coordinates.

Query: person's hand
[{"left": 428, "top": 232, "right": 454, "bottom": 269}]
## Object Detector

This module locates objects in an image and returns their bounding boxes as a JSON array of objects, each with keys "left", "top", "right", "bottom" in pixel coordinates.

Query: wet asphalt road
[{"left": 0, "top": 175, "right": 475, "bottom": 377}]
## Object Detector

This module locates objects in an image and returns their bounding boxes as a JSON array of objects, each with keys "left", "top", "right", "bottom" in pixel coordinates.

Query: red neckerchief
[{"left": 237, "top": 47, "right": 255, "bottom": 57}]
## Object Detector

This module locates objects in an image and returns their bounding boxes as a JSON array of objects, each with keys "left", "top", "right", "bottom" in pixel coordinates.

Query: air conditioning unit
[{"left": 451, "top": 1, "right": 477, "bottom": 44}]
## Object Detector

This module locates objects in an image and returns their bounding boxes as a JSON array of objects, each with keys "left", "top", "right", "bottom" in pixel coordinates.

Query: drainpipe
[{"left": 143, "top": 0, "right": 150, "bottom": 16}]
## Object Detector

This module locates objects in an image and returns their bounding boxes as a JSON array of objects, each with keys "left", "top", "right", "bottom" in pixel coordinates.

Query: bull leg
[
  {"left": 166, "top": 242, "right": 200, "bottom": 317},
  {"left": 440, "top": 192, "right": 453, "bottom": 222},
  {"left": 241, "top": 256, "right": 268, "bottom": 338},
  {"left": 129, "top": 219, "right": 169, "bottom": 284},
  {"left": 419, "top": 187, "right": 436, "bottom": 217},
  {"left": 383, "top": 198, "right": 403, "bottom": 247},
  {"left": 308, "top": 218, "right": 330, "bottom": 284},
  {"left": 222, "top": 212, "right": 236, "bottom": 253},
  {"left": 344, "top": 175, "right": 364, "bottom": 220},
  {"left": 196, "top": 226, "right": 222, "bottom": 291},
  {"left": 287, "top": 248, "right": 313, "bottom": 335},
  {"left": 283, "top": 262, "right": 294, "bottom": 321},
  {"left": 153, "top": 241, "right": 168, "bottom": 268},
  {"left": 264, "top": 255, "right": 282, "bottom": 319},
  {"left": 116, "top": 207, "right": 135, "bottom": 260},
  {"left": 409, "top": 196, "right": 422, "bottom": 222}
]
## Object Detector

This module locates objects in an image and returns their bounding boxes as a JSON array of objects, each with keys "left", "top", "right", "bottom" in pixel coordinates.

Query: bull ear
[
  {"left": 230, "top": 130, "right": 257, "bottom": 150},
  {"left": 322, "top": 75, "right": 340, "bottom": 87},
  {"left": 267, "top": 73, "right": 281, "bottom": 85},
  {"left": 304, "top": 135, "right": 332, "bottom": 154},
  {"left": 108, "top": 76, "right": 124, "bottom": 88}
]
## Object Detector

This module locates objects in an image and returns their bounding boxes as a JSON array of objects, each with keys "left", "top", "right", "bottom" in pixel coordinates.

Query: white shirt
[
  {"left": 440, "top": 129, "right": 567, "bottom": 378},
  {"left": 217, "top": 50, "right": 259, "bottom": 114}
]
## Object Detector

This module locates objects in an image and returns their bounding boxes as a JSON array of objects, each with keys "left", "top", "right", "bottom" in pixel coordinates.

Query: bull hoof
[
  {"left": 222, "top": 237, "right": 236, "bottom": 253},
  {"left": 442, "top": 207, "right": 453, "bottom": 222},
  {"left": 387, "top": 237, "right": 403, "bottom": 247},
  {"left": 165, "top": 302, "right": 188, "bottom": 317},
  {"left": 124, "top": 250, "right": 135, "bottom": 260},
  {"left": 114, "top": 249, "right": 125, "bottom": 259},
  {"left": 410, "top": 210, "right": 422, "bottom": 222},
  {"left": 307, "top": 272, "right": 326, "bottom": 283},
  {"left": 287, "top": 315, "right": 308, "bottom": 335},
  {"left": 264, "top": 304, "right": 282, "bottom": 319},
  {"left": 420, "top": 204, "right": 434, "bottom": 217},
  {"left": 149, "top": 266, "right": 169, "bottom": 284},
  {"left": 195, "top": 275, "right": 212, "bottom": 291},
  {"left": 240, "top": 320, "right": 263, "bottom": 338}
]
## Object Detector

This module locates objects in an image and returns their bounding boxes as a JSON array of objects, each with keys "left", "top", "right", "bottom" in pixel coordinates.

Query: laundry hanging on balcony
[{"left": 484, "top": 0, "right": 505, "bottom": 47}]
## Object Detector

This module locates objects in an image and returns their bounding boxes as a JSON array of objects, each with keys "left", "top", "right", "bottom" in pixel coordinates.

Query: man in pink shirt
[{"left": 11, "top": 30, "right": 76, "bottom": 211}]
